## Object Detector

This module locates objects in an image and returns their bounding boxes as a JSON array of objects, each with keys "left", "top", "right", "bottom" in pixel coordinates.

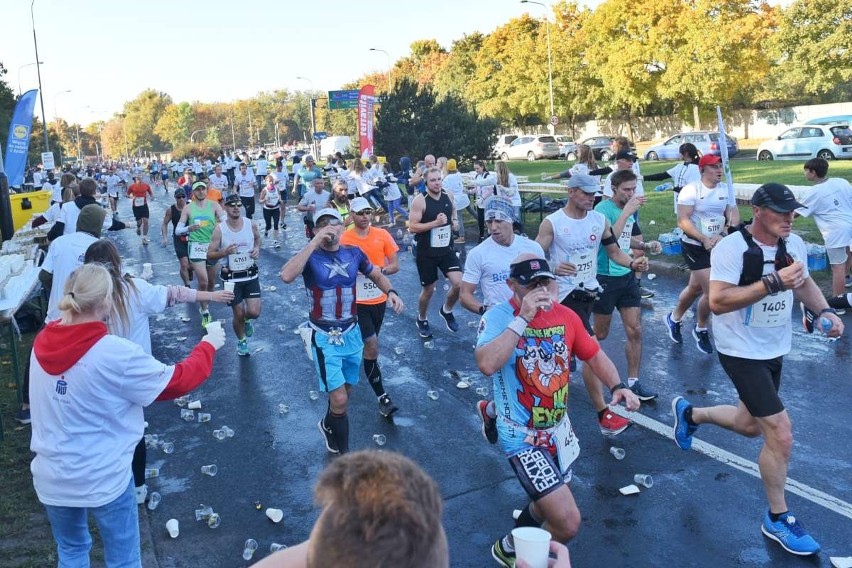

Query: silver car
[
  {"left": 757, "top": 123, "right": 852, "bottom": 161},
  {"left": 500, "top": 135, "right": 560, "bottom": 161}
]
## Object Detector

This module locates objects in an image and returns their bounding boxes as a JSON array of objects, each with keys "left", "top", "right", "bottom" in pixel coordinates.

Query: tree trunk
[{"left": 693, "top": 104, "right": 701, "bottom": 130}]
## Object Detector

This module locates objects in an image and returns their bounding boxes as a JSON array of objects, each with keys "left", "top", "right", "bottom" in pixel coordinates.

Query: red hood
[{"left": 33, "top": 320, "right": 108, "bottom": 375}]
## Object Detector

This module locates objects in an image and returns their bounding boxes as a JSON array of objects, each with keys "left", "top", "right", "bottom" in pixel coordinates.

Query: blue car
[{"left": 644, "top": 131, "right": 738, "bottom": 161}]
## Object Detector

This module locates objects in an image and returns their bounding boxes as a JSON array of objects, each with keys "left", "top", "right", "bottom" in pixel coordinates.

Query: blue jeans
[
  {"left": 44, "top": 479, "right": 141, "bottom": 567},
  {"left": 387, "top": 198, "right": 409, "bottom": 222}
]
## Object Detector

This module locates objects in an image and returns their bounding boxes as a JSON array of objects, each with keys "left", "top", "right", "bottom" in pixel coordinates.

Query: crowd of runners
[{"left": 18, "top": 141, "right": 852, "bottom": 566}]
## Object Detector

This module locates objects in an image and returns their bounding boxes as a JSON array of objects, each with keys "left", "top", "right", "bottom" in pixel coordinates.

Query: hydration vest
[{"left": 736, "top": 223, "right": 791, "bottom": 286}]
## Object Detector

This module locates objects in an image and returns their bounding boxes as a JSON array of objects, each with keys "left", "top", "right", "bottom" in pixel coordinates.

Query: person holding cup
[
  {"left": 29, "top": 264, "right": 226, "bottom": 566},
  {"left": 208, "top": 193, "right": 263, "bottom": 357},
  {"left": 475, "top": 254, "right": 639, "bottom": 567}
]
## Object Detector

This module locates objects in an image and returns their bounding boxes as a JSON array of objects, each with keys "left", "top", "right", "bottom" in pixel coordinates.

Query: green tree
[
  {"left": 433, "top": 33, "right": 485, "bottom": 101},
  {"left": 155, "top": 102, "right": 194, "bottom": 148},
  {"left": 0, "top": 62, "right": 17, "bottom": 155},
  {"left": 122, "top": 89, "right": 172, "bottom": 155}
]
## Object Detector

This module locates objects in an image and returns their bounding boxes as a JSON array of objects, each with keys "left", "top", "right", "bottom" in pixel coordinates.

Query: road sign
[
  {"left": 41, "top": 152, "right": 55, "bottom": 170},
  {"left": 328, "top": 90, "right": 359, "bottom": 110},
  {"left": 313, "top": 131, "right": 328, "bottom": 141},
  {"left": 550, "top": 115, "right": 559, "bottom": 126}
]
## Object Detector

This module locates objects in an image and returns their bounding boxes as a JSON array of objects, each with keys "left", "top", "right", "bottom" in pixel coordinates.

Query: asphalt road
[{"left": 114, "top": 189, "right": 851, "bottom": 567}]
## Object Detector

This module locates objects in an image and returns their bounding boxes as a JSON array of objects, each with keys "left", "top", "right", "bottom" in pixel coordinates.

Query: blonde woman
[{"left": 495, "top": 162, "right": 521, "bottom": 222}]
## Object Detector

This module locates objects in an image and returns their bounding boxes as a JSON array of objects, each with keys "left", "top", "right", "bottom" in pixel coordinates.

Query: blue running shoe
[
  {"left": 761, "top": 511, "right": 820, "bottom": 556},
  {"left": 244, "top": 318, "right": 254, "bottom": 338},
  {"left": 237, "top": 338, "right": 250, "bottom": 357},
  {"left": 672, "top": 396, "right": 698, "bottom": 450}
]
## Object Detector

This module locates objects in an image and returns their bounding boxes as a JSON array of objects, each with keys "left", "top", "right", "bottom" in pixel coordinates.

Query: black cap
[
  {"left": 509, "top": 258, "right": 556, "bottom": 284},
  {"left": 173, "top": 189, "right": 186, "bottom": 199},
  {"left": 615, "top": 151, "right": 636, "bottom": 162},
  {"left": 223, "top": 193, "right": 242, "bottom": 206},
  {"left": 751, "top": 183, "right": 805, "bottom": 213}
]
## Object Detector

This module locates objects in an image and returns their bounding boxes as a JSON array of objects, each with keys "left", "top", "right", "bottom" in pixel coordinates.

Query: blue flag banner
[
  {"left": 716, "top": 106, "right": 735, "bottom": 194},
  {"left": 5, "top": 89, "right": 39, "bottom": 187}
]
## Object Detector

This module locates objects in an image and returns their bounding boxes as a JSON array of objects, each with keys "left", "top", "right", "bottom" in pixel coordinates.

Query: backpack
[{"left": 736, "top": 222, "right": 792, "bottom": 286}]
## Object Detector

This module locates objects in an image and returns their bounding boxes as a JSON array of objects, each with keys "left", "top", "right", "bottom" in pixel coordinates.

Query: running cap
[
  {"left": 751, "top": 183, "right": 805, "bottom": 213},
  {"left": 191, "top": 181, "right": 208, "bottom": 191},
  {"left": 484, "top": 196, "right": 515, "bottom": 223},
  {"left": 223, "top": 193, "right": 242, "bottom": 207},
  {"left": 566, "top": 173, "right": 600, "bottom": 193},
  {"left": 698, "top": 154, "right": 722, "bottom": 168},
  {"left": 509, "top": 257, "right": 556, "bottom": 284},
  {"left": 615, "top": 151, "right": 636, "bottom": 162},
  {"left": 314, "top": 207, "right": 343, "bottom": 224},
  {"left": 349, "top": 197, "right": 372, "bottom": 212},
  {"left": 173, "top": 189, "right": 185, "bottom": 199}
]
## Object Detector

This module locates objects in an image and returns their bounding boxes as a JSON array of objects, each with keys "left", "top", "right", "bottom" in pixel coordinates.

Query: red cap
[{"left": 698, "top": 154, "right": 722, "bottom": 168}]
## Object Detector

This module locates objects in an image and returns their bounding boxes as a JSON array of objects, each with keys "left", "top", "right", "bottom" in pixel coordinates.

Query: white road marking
[{"left": 612, "top": 406, "right": 852, "bottom": 521}]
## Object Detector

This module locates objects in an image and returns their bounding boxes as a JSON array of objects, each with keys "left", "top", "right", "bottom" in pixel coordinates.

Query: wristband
[
  {"left": 387, "top": 289, "right": 399, "bottom": 298},
  {"left": 610, "top": 382, "right": 629, "bottom": 395},
  {"left": 819, "top": 308, "right": 838, "bottom": 316},
  {"left": 507, "top": 316, "right": 528, "bottom": 337}
]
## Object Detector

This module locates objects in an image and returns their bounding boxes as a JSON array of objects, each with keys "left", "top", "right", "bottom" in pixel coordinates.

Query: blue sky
[{"left": 1, "top": 0, "right": 584, "bottom": 126}]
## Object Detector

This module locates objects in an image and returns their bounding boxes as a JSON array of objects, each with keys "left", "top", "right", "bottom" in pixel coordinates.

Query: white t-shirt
[
  {"left": 710, "top": 232, "right": 808, "bottom": 359},
  {"left": 42, "top": 232, "right": 98, "bottom": 321},
  {"left": 384, "top": 178, "right": 402, "bottom": 201},
  {"left": 677, "top": 181, "right": 731, "bottom": 246},
  {"left": 105, "top": 174, "right": 122, "bottom": 196},
  {"left": 29, "top": 335, "right": 173, "bottom": 507},
  {"left": 41, "top": 202, "right": 63, "bottom": 224},
  {"left": 603, "top": 169, "right": 644, "bottom": 198},
  {"left": 255, "top": 158, "right": 269, "bottom": 175},
  {"left": 33, "top": 171, "right": 43, "bottom": 188},
  {"left": 44, "top": 182, "right": 62, "bottom": 203},
  {"left": 209, "top": 173, "right": 229, "bottom": 191},
  {"left": 272, "top": 169, "right": 289, "bottom": 192},
  {"left": 299, "top": 190, "right": 330, "bottom": 211},
  {"left": 442, "top": 173, "right": 470, "bottom": 210},
  {"left": 667, "top": 162, "right": 701, "bottom": 213},
  {"left": 463, "top": 235, "right": 544, "bottom": 307},
  {"left": 113, "top": 278, "right": 170, "bottom": 355},
  {"left": 796, "top": 178, "right": 852, "bottom": 249},
  {"left": 495, "top": 173, "right": 521, "bottom": 207},
  {"left": 543, "top": 208, "right": 606, "bottom": 299},
  {"left": 234, "top": 171, "right": 256, "bottom": 198}
]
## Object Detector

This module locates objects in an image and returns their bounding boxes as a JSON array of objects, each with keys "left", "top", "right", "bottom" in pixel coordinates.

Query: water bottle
[
  {"left": 654, "top": 182, "right": 673, "bottom": 192},
  {"left": 820, "top": 317, "right": 833, "bottom": 334}
]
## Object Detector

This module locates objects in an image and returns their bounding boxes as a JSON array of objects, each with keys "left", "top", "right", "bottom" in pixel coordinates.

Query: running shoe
[
  {"left": 491, "top": 538, "right": 516, "bottom": 568},
  {"left": 244, "top": 318, "right": 254, "bottom": 338},
  {"left": 599, "top": 410, "right": 632, "bottom": 436},
  {"left": 638, "top": 284, "right": 654, "bottom": 299},
  {"left": 14, "top": 408, "right": 31, "bottom": 425},
  {"left": 378, "top": 394, "right": 399, "bottom": 418},
  {"left": 237, "top": 338, "right": 250, "bottom": 356},
  {"left": 416, "top": 318, "right": 433, "bottom": 339},
  {"left": 692, "top": 328, "right": 713, "bottom": 354},
  {"left": 318, "top": 418, "right": 339, "bottom": 454},
  {"left": 142, "top": 237, "right": 149, "bottom": 245},
  {"left": 665, "top": 312, "right": 683, "bottom": 344},
  {"left": 760, "top": 511, "right": 820, "bottom": 556},
  {"left": 672, "top": 396, "right": 699, "bottom": 450},
  {"left": 629, "top": 380, "right": 658, "bottom": 401},
  {"left": 439, "top": 307, "right": 460, "bottom": 332},
  {"left": 477, "top": 400, "right": 498, "bottom": 444},
  {"left": 200, "top": 311, "right": 212, "bottom": 329},
  {"left": 800, "top": 302, "right": 816, "bottom": 334}
]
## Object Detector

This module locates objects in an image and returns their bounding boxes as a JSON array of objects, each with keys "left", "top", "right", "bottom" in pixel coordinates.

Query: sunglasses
[{"left": 523, "top": 277, "right": 553, "bottom": 289}]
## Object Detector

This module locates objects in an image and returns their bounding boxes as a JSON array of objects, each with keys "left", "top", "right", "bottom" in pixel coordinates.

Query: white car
[
  {"left": 500, "top": 135, "right": 560, "bottom": 161},
  {"left": 757, "top": 123, "right": 852, "bottom": 161},
  {"left": 556, "top": 136, "right": 577, "bottom": 158}
]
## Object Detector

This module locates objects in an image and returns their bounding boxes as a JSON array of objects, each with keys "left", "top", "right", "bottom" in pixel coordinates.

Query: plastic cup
[
  {"left": 278, "top": 404, "right": 290, "bottom": 414},
  {"left": 308, "top": 390, "right": 320, "bottom": 401},
  {"left": 213, "top": 429, "right": 226, "bottom": 441},
  {"left": 427, "top": 390, "right": 439, "bottom": 401},
  {"left": 173, "top": 396, "right": 190, "bottom": 407},
  {"left": 394, "top": 346, "right": 404, "bottom": 355},
  {"left": 221, "top": 426, "right": 235, "bottom": 437},
  {"left": 160, "top": 442, "right": 175, "bottom": 454},
  {"left": 201, "top": 464, "right": 218, "bottom": 477},
  {"left": 187, "top": 400, "right": 202, "bottom": 410},
  {"left": 243, "top": 539, "right": 258, "bottom": 561},
  {"left": 634, "top": 474, "right": 653, "bottom": 488},
  {"left": 206, "top": 321, "right": 222, "bottom": 334},
  {"left": 207, "top": 512, "right": 221, "bottom": 529},
  {"left": 373, "top": 434, "right": 386, "bottom": 446},
  {"left": 197, "top": 412, "right": 211, "bottom": 423},
  {"left": 148, "top": 492, "right": 161, "bottom": 510},
  {"left": 265, "top": 508, "right": 284, "bottom": 523},
  {"left": 270, "top": 543, "right": 287, "bottom": 552},
  {"left": 475, "top": 387, "right": 489, "bottom": 397},
  {"left": 195, "top": 505, "right": 213, "bottom": 521},
  {"left": 180, "top": 408, "right": 195, "bottom": 422},
  {"left": 511, "top": 527, "right": 551, "bottom": 568},
  {"left": 609, "top": 447, "right": 626, "bottom": 460},
  {"left": 224, "top": 281, "right": 235, "bottom": 293},
  {"left": 166, "top": 518, "right": 179, "bottom": 538},
  {"left": 144, "top": 468, "right": 159, "bottom": 479},
  {"left": 424, "top": 341, "right": 434, "bottom": 349}
]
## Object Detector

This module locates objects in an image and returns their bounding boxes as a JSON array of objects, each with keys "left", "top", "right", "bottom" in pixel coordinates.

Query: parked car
[
  {"left": 492, "top": 134, "right": 520, "bottom": 159},
  {"left": 555, "top": 135, "right": 577, "bottom": 158},
  {"left": 574, "top": 136, "right": 636, "bottom": 161},
  {"left": 500, "top": 135, "right": 560, "bottom": 161},
  {"left": 756, "top": 123, "right": 852, "bottom": 161},
  {"left": 805, "top": 115, "right": 852, "bottom": 126},
  {"left": 644, "top": 131, "right": 738, "bottom": 161}
]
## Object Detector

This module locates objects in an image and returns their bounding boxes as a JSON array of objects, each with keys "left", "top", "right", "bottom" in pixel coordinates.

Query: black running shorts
[
  {"left": 356, "top": 302, "right": 387, "bottom": 341},
  {"left": 718, "top": 353, "right": 784, "bottom": 418}
]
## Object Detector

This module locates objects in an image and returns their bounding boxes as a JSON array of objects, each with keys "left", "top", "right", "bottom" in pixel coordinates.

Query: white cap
[
  {"left": 313, "top": 207, "right": 344, "bottom": 224},
  {"left": 349, "top": 197, "right": 372, "bottom": 212}
]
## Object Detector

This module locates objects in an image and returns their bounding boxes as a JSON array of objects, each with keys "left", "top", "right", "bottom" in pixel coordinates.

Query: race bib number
[
  {"left": 133, "top": 197, "right": 146, "bottom": 207},
  {"left": 744, "top": 293, "right": 791, "bottom": 328},
  {"left": 617, "top": 222, "right": 633, "bottom": 253},
  {"left": 430, "top": 225, "right": 451, "bottom": 248},
  {"left": 698, "top": 216, "right": 724, "bottom": 237},
  {"left": 553, "top": 416, "right": 580, "bottom": 474},
  {"left": 189, "top": 242, "right": 209, "bottom": 259},
  {"left": 228, "top": 251, "right": 252, "bottom": 271},
  {"left": 356, "top": 274, "right": 383, "bottom": 301},
  {"left": 569, "top": 250, "right": 595, "bottom": 282}
]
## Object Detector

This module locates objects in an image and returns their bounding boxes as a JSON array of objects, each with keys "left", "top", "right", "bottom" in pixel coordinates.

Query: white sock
[
  {"left": 627, "top": 377, "right": 638, "bottom": 387},
  {"left": 486, "top": 400, "right": 497, "bottom": 419}
]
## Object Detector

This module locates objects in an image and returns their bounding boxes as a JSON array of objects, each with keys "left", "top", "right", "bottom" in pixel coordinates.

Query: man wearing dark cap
[
  {"left": 161, "top": 188, "right": 192, "bottom": 287},
  {"left": 476, "top": 253, "right": 638, "bottom": 567},
  {"left": 672, "top": 183, "right": 843, "bottom": 557},
  {"left": 280, "top": 208, "right": 404, "bottom": 455}
]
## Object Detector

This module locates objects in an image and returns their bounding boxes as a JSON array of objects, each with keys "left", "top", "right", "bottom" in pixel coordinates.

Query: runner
[
  {"left": 272, "top": 158, "right": 290, "bottom": 223},
  {"left": 104, "top": 166, "right": 123, "bottom": 218},
  {"left": 280, "top": 208, "right": 404, "bottom": 454},
  {"left": 208, "top": 164, "right": 229, "bottom": 200},
  {"left": 339, "top": 197, "right": 402, "bottom": 418},
  {"left": 409, "top": 166, "right": 462, "bottom": 339},
  {"left": 535, "top": 173, "right": 649, "bottom": 436},
  {"left": 127, "top": 175, "right": 155, "bottom": 245},
  {"left": 175, "top": 181, "right": 226, "bottom": 329},
  {"left": 328, "top": 179, "right": 353, "bottom": 229},
  {"left": 672, "top": 183, "right": 842, "bottom": 557},
  {"left": 259, "top": 174, "right": 282, "bottom": 248},
  {"left": 233, "top": 162, "right": 257, "bottom": 219},
  {"left": 297, "top": 177, "right": 330, "bottom": 239},
  {"left": 208, "top": 193, "right": 262, "bottom": 356},
  {"left": 476, "top": 254, "right": 639, "bottom": 568},
  {"left": 161, "top": 189, "right": 192, "bottom": 287}
]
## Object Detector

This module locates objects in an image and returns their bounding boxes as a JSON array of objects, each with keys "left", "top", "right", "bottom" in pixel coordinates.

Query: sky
[{"left": 1, "top": 0, "right": 594, "bottom": 127}]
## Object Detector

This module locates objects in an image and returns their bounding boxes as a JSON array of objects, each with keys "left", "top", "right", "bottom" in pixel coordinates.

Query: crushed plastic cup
[
  {"left": 511, "top": 527, "right": 551, "bottom": 568},
  {"left": 197, "top": 412, "right": 212, "bottom": 423},
  {"left": 373, "top": 434, "right": 387, "bottom": 446},
  {"left": 633, "top": 474, "right": 653, "bottom": 488},
  {"left": 278, "top": 404, "right": 290, "bottom": 414},
  {"left": 270, "top": 543, "right": 288, "bottom": 552},
  {"left": 160, "top": 442, "right": 175, "bottom": 454},
  {"left": 475, "top": 387, "right": 489, "bottom": 397},
  {"left": 213, "top": 429, "right": 227, "bottom": 441},
  {"left": 207, "top": 512, "right": 221, "bottom": 529},
  {"left": 243, "top": 539, "right": 258, "bottom": 561},
  {"left": 144, "top": 468, "right": 159, "bottom": 479},
  {"left": 173, "top": 396, "right": 190, "bottom": 407},
  {"left": 187, "top": 400, "right": 202, "bottom": 410},
  {"left": 426, "top": 390, "right": 439, "bottom": 401},
  {"left": 265, "top": 508, "right": 284, "bottom": 523},
  {"left": 423, "top": 341, "right": 434, "bottom": 349},
  {"left": 144, "top": 434, "right": 159, "bottom": 449},
  {"left": 166, "top": 518, "right": 179, "bottom": 538},
  {"left": 456, "top": 380, "right": 470, "bottom": 389},
  {"left": 195, "top": 505, "right": 214, "bottom": 521},
  {"left": 308, "top": 390, "right": 320, "bottom": 401},
  {"left": 180, "top": 408, "right": 195, "bottom": 422},
  {"left": 201, "top": 464, "right": 218, "bottom": 477},
  {"left": 221, "top": 426, "right": 235, "bottom": 437},
  {"left": 394, "top": 346, "right": 404, "bottom": 355},
  {"left": 148, "top": 492, "right": 162, "bottom": 510},
  {"left": 609, "top": 447, "right": 626, "bottom": 460},
  {"left": 646, "top": 273, "right": 657, "bottom": 281},
  {"left": 467, "top": 320, "right": 478, "bottom": 328}
]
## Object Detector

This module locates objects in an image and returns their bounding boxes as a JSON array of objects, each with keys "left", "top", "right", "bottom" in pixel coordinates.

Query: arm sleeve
[
  {"left": 155, "top": 342, "right": 216, "bottom": 401},
  {"left": 46, "top": 221, "right": 65, "bottom": 242},
  {"left": 165, "top": 285, "right": 198, "bottom": 306},
  {"left": 589, "top": 167, "right": 613, "bottom": 176},
  {"left": 643, "top": 171, "right": 671, "bottom": 181}
]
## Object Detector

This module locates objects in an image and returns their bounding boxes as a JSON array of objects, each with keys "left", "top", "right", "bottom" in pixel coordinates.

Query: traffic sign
[
  {"left": 550, "top": 115, "right": 559, "bottom": 126},
  {"left": 313, "top": 131, "right": 328, "bottom": 141},
  {"left": 328, "top": 90, "right": 359, "bottom": 110}
]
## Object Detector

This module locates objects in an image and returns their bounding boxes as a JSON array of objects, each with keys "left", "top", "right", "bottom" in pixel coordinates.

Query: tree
[
  {"left": 122, "top": 89, "right": 172, "bottom": 154},
  {"left": 433, "top": 33, "right": 485, "bottom": 101},
  {"left": 0, "top": 63, "right": 17, "bottom": 155},
  {"left": 155, "top": 102, "right": 194, "bottom": 148}
]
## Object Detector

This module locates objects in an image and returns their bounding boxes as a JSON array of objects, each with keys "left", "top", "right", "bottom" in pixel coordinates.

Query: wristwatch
[
  {"left": 610, "top": 382, "right": 630, "bottom": 395},
  {"left": 819, "top": 308, "right": 838, "bottom": 316}
]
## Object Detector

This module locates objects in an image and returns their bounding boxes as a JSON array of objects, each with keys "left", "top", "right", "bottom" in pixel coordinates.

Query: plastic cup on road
[
  {"left": 221, "top": 426, "right": 235, "bottom": 438},
  {"left": 160, "top": 442, "right": 175, "bottom": 454},
  {"left": 634, "top": 474, "right": 653, "bottom": 488},
  {"left": 224, "top": 281, "right": 235, "bottom": 293},
  {"left": 243, "top": 539, "right": 258, "bottom": 560},
  {"left": 180, "top": 408, "right": 195, "bottom": 422},
  {"left": 187, "top": 400, "right": 202, "bottom": 410},
  {"left": 424, "top": 341, "right": 434, "bottom": 349},
  {"left": 609, "top": 447, "right": 626, "bottom": 460},
  {"left": 148, "top": 492, "right": 162, "bottom": 510},
  {"left": 270, "top": 543, "right": 287, "bottom": 552},
  {"left": 278, "top": 404, "right": 290, "bottom": 414},
  {"left": 201, "top": 464, "right": 218, "bottom": 477},
  {"left": 195, "top": 505, "right": 214, "bottom": 521},
  {"left": 166, "top": 518, "right": 179, "bottom": 538},
  {"left": 206, "top": 512, "right": 221, "bottom": 529},
  {"left": 213, "top": 429, "right": 226, "bottom": 441},
  {"left": 265, "top": 508, "right": 284, "bottom": 523},
  {"left": 475, "top": 387, "right": 489, "bottom": 397},
  {"left": 144, "top": 468, "right": 159, "bottom": 479},
  {"left": 173, "top": 396, "right": 189, "bottom": 407},
  {"left": 197, "top": 412, "right": 211, "bottom": 423},
  {"left": 373, "top": 434, "right": 386, "bottom": 446},
  {"left": 308, "top": 390, "right": 320, "bottom": 401},
  {"left": 427, "top": 390, "right": 439, "bottom": 401},
  {"left": 511, "top": 527, "right": 551, "bottom": 568}
]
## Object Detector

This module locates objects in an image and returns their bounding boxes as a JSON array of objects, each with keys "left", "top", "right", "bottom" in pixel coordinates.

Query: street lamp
[
  {"left": 31, "top": 0, "right": 49, "bottom": 152},
  {"left": 296, "top": 76, "right": 318, "bottom": 157},
  {"left": 17, "top": 61, "right": 44, "bottom": 96},
  {"left": 369, "top": 48, "right": 392, "bottom": 92},
  {"left": 53, "top": 90, "right": 72, "bottom": 167},
  {"left": 521, "top": 0, "right": 555, "bottom": 134}
]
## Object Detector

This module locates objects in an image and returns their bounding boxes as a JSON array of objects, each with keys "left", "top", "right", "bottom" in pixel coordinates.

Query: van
[{"left": 492, "top": 134, "right": 520, "bottom": 159}]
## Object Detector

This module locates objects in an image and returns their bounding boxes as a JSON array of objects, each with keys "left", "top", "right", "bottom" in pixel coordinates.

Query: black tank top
[
  {"left": 170, "top": 205, "right": 186, "bottom": 241},
  {"left": 415, "top": 191, "right": 454, "bottom": 258}
]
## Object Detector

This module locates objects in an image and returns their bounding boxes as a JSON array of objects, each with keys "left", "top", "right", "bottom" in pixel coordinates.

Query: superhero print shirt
[
  {"left": 302, "top": 246, "right": 373, "bottom": 331},
  {"left": 477, "top": 300, "right": 600, "bottom": 457}
]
